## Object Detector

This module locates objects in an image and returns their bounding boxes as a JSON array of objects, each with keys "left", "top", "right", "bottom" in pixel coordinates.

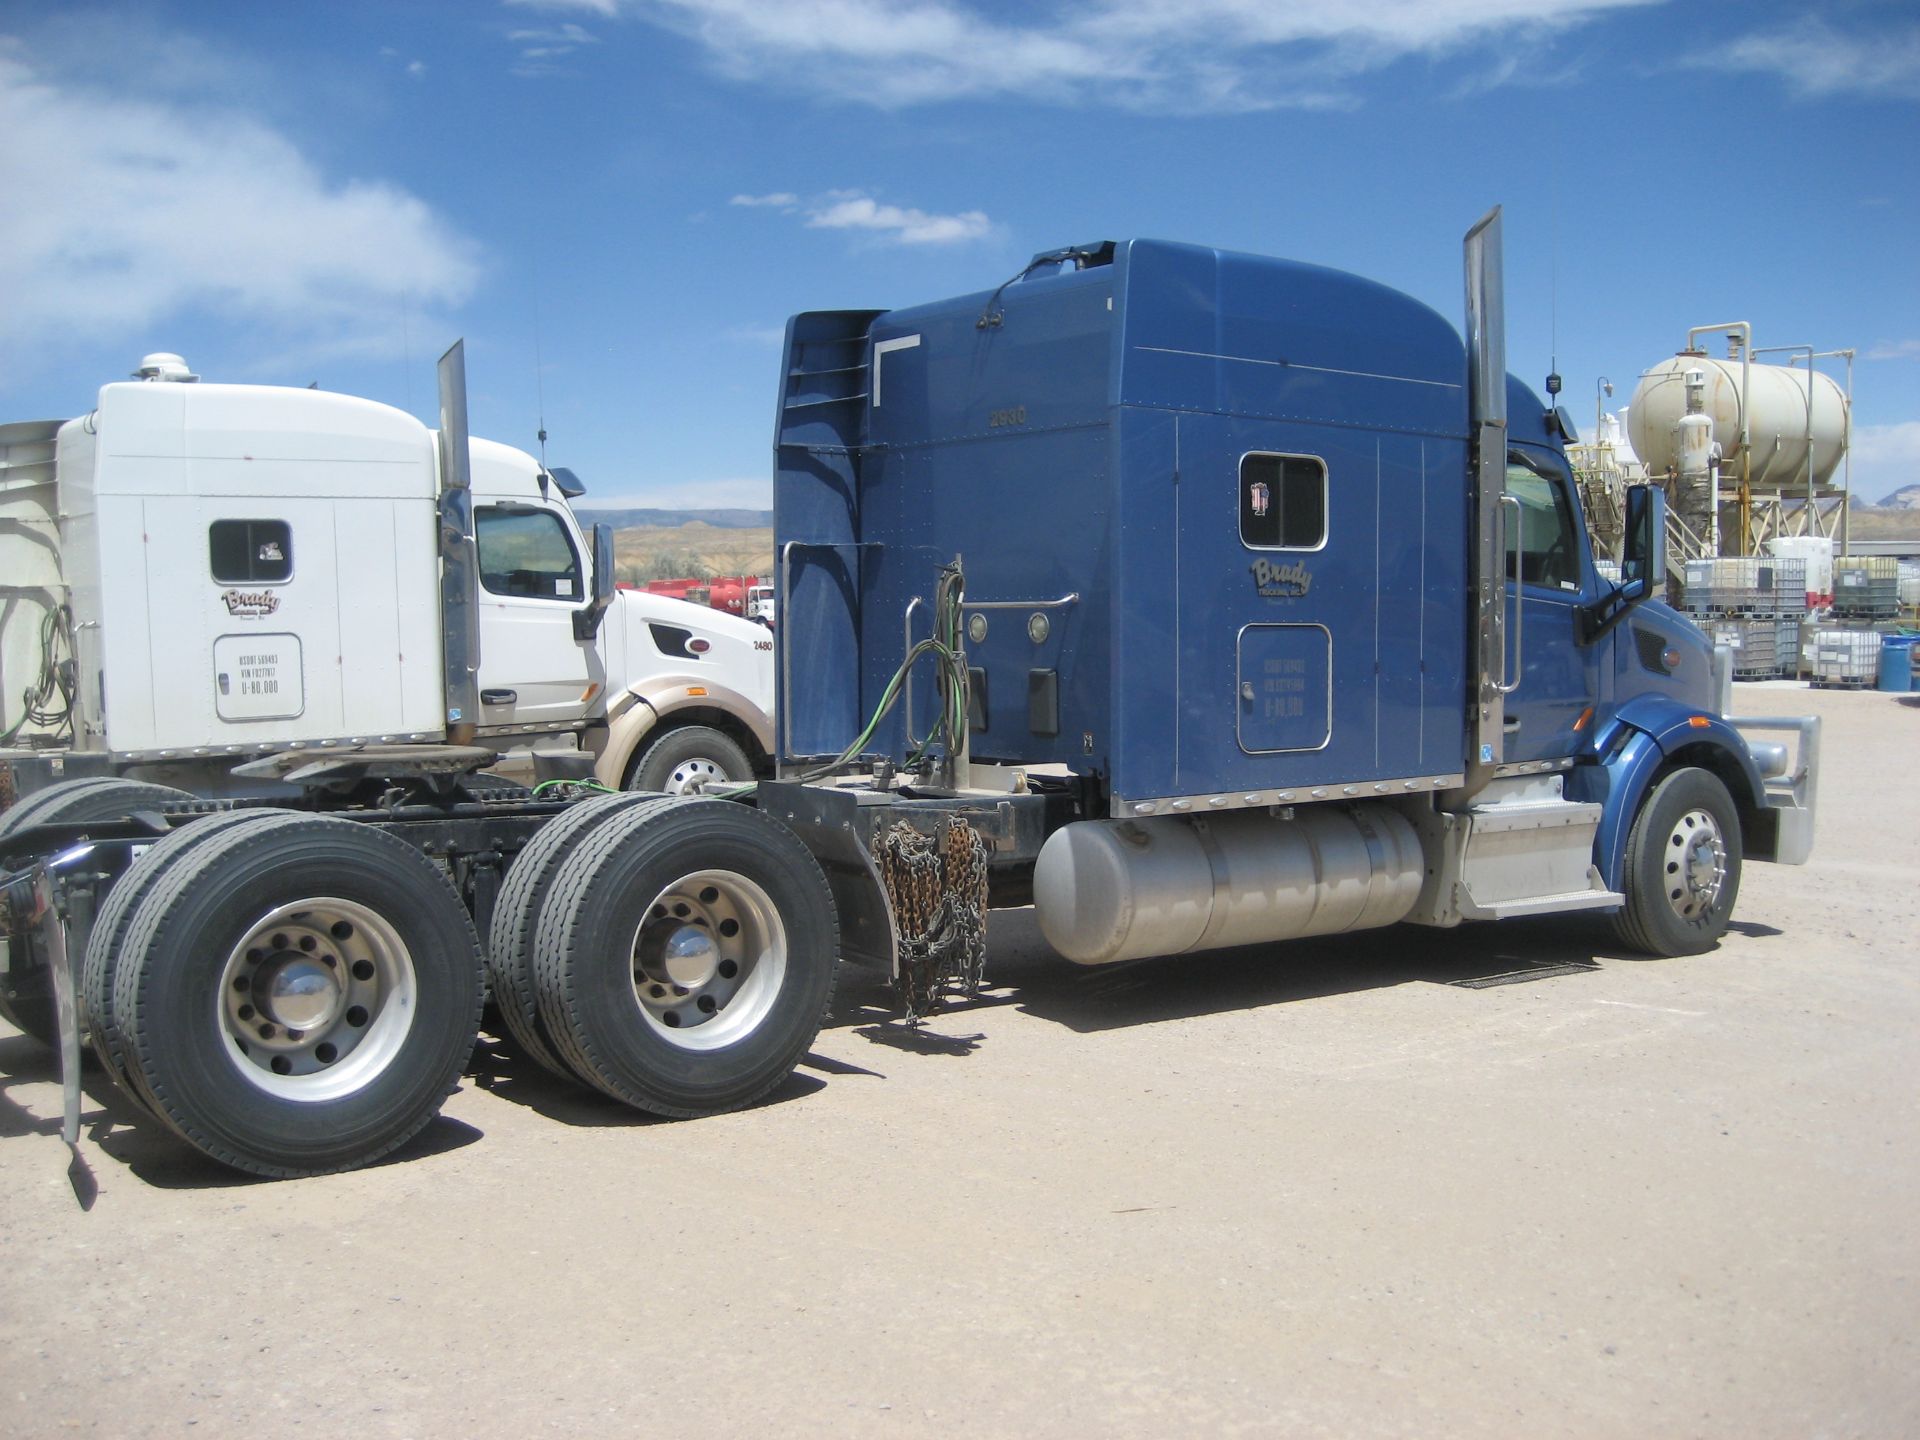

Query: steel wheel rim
[
  {"left": 216, "top": 897, "right": 417, "bottom": 1101},
  {"left": 660, "top": 756, "right": 728, "bottom": 795},
  {"left": 628, "top": 868, "right": 785, "bottom": 1051},
  {"left": 1663, "top": 807, "right": 1727, "bottom": 922}
]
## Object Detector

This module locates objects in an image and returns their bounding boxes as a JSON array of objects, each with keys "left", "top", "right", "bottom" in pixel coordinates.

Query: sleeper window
[
  {"left": 1239, "top": 454, "right": 1326, "bottom": 550},
  {"left": 209, "top": 520, "right": 292, "bottom": 584},
  {"left": 476, "top": 507, "right": 583, "bottom": 601}
]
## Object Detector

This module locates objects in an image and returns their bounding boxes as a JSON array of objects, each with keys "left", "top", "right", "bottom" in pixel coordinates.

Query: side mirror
[
  {"left": 572, "top": 523, "right": 617, "bottom": 641},
  {"left": 1621, "top": 484, "right": 1667, "bottom": 596}
]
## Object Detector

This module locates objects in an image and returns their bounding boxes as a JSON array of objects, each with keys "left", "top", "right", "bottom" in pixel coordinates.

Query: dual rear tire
[
  {"left": 0, "top": 779, "right": 197, "bottom": 1045},
  {"left": 11, "top": 779, "right": 837, "bottom": 1177},
  {"left": 492, "top": 796, "right": 838, "bottom": 1116},
  {"left": 95, "top": 814, "right": 485, "bottom": 1176}
]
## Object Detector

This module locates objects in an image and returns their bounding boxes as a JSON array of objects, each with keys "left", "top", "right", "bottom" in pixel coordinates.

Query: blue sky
[{"left": 2, "top": 0, "right": 1916, "bottom": 506}]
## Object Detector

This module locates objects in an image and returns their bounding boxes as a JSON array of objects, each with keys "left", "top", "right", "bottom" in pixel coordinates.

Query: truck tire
[
  {"left": 532, "top": 797, "right": 838, "bottom": 1117},
  {"left": 1611, "top": 767, "right": 1743, "bottom": 957},
  {"left": 85, "top": 808, "right": 302, "bottom": 1106},
  {"left": 486, "top": 793, "right": 669, "bottom": 1080},
  {"left": 0, "top": 777, "right": 196, "bottom": 1046},
  {"left": 109, "top": 815, "right": 485, "bottom": 1177},
  {"left": 627, "top": 725, "right": 753, "bottom": 795},
  {"left": 0, "top": 776, "right": 194, "bottom": 840}
]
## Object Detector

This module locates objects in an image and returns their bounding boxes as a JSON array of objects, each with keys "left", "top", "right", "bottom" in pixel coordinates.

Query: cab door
[
  {"left": 1501, "top": 447, "right": 1601, "bottom": 764},
  {"left": 473, "top": 502, "right": 602, "bottom": 728}
]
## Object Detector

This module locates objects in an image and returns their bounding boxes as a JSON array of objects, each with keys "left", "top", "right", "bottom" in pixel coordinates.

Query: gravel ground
[{"left": 1, "top": 683, "right": 1914, "bottom": 1438}]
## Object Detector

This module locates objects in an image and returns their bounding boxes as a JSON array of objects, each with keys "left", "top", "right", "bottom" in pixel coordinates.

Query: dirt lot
[{"left": 2, "top": 684, "right": 1914, "bottom": 1438}]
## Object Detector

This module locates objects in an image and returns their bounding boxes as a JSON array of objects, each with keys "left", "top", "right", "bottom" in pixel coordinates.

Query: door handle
[
  {"left": 1496, "top": 494, "right": 1524, "bottom": 695},
  {"left": 481, "top": 688, "right": 517, "bottom": 705}
]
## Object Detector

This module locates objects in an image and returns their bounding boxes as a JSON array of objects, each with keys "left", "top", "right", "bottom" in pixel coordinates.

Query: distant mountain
[
  {"left": 1876, "top": 483, "right": 1920, "bottom": 510},
  {"left": 576, "top": 507, "right": 773, "bottom": 530}
]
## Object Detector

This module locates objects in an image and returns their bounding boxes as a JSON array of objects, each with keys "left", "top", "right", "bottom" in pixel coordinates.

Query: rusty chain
[{"left": 877, "top": 815, "right": 989, "bottom": 1022}]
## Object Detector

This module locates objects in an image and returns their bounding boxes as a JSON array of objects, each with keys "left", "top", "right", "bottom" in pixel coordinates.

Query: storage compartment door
[{"left": 1236, "top": 624, "right": 1330, "bottom": 753}]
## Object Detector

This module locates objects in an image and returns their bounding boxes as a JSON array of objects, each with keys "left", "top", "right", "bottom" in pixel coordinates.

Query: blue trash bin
[{"left": 1878, "top": 636, "right": 1917, "bottom": 693}]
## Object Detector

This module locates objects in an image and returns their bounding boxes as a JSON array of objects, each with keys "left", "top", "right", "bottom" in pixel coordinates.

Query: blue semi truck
[{"left": 1, "top": 209, "right": 1817, "bottom": 1176}]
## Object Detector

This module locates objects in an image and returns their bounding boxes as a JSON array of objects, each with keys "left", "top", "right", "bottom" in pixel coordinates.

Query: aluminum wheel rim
[
  {"left": 1663, "top": 807, "right": 1727, "bottom": 922},
  {"left": 628, "top": 868, "right": 785, "bottom": 1051},
  {"left": 660, "top": 756, "right": 728, "bottom": 795},
  {"left": 217, "top": 897, "right": 417, "bottom": 1101}
]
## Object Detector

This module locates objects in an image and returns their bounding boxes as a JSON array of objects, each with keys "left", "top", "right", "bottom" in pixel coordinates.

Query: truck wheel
[
  {"left": 0, "top": 777, "right": 195, "bottom": 1046},
  {"left": 486, "top": 793, "right": 668, "bottom": 1080},
  {"left": 532, "top": 798, "right": 838, "bottom": 1116},
  {"left": 85, "top": 809, "right": 303, "bottom": 1106},
  {"left": 110, "top": 815, "right": 485, "bottom": 1177},
  {"left": 1611, "top": 767, "right": 1743, "bottom": 957},
  {"left": 627, "top": 726, "right": 753, "bottom": 795}
]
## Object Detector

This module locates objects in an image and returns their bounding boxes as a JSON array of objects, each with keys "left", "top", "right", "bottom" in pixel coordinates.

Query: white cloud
[
  {"left": 507, "top": 21, "right": 601, "bottom": 72},
  {"left": 508, "top": 22, "right": 600, "bottom": 47},
  {"left": 1864, "top": 340, "right": 1920, "bottom": 362},
  {"left": 1853, "top": 421, "right": 1920, "bottom": 502},
  {"left": 1855, "top": 422, "right": 1920, "bottom": 467},
  {"left": 380, "top": 46, "right": 427, "bottom": 78},
  {"left": 732, "top": 188, "right": 994, "bottom": 246},
  {"left": 0, "top": 43, "right": 481, "bottom": 375},
  {"left": 505, "top": 0, "right": 622, "bottom": 16},
  {"left": 1712, "top": 18, "right": 1920, "bottom": 101},
  {"left": 805, "top": 192, "right": 991, "bottom": 244},
  {"left": 599, "top": 0, "right": 1664, "bottom": 112}
]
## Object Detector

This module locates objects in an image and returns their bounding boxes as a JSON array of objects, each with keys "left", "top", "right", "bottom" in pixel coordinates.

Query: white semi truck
[{"left": 0, "top": 348, "right": 774, "bottom": 802}]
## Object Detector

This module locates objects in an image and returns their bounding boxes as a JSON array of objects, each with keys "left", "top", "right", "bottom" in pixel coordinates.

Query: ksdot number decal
[
  {"left": 233, "top": 651, "right": 283, "bottom": 698},
  {"left": 213, "top": 632, "right": 304, "bottom": 722}
]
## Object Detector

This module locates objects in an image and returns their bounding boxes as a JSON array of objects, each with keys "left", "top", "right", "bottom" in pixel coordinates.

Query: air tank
[
  {"left": 1629, "top": 355, "right": 1848, "bottom": 489},
  {"left": 1032, "top": 805, "right": 1424, "bottom": 967}
]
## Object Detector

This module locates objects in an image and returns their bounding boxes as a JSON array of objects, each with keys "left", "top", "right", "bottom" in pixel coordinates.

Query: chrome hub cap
[
  {"left": 218, "top": 897, "right": 417, "bottom": 1100},
  {"left": 629, "top": 869, "right": 786, "bottom": 1051},
  {"left": 661, "top": 757, "right": 727, "bottom": 795},
  {"left": 1665, "top": 807, "right": 1727, "bottom": 922}
]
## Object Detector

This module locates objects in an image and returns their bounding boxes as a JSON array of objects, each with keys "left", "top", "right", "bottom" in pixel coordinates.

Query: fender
[
  {"left": 1574, "top": 695, "right": 1769, "bottom": 890},
  {"left": 594, "top": 679, "right": 776, "bottom": 787}
]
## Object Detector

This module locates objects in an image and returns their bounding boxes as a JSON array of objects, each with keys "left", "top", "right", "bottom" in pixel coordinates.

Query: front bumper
[{"left": 1728, "top": 714, "right": 1821, "bottom": 865}]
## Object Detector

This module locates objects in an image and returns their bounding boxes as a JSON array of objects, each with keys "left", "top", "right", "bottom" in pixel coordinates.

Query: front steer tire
[
  {"left": 107, "top": 815, "right": 485, "bottom": 1177},
  {"left": 627, "top": 725, "right": 753, "bottom": 795},
  {"left": 1611, "top": 766, "right": 1743, "bottom": 958}
]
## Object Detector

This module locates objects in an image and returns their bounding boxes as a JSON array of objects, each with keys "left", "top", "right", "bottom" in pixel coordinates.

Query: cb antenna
[
  {"left": 1545, "top": 183, "right": 1563, "bottom": 405},
  {"left": 532, "top": 251, "right": 549, "bottom": 471}
]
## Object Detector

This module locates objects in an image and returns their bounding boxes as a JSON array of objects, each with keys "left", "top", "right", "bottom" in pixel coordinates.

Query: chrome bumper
[{"left": 1728, "top": 714, "right": 1821, "bottom": 866}]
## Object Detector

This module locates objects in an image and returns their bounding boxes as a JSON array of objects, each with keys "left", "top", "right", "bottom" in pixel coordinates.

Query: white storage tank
[
  {"left": 1764, "top": 535, "right": 1835, "bottom": 604},
  {"left": 1629, "top": 354, "right": 1848, "bottom": 489}
]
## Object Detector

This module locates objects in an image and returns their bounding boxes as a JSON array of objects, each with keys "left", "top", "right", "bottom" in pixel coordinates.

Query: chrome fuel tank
[{"left": 1032, "top": 805, "right": 1424, "bottom": 966}]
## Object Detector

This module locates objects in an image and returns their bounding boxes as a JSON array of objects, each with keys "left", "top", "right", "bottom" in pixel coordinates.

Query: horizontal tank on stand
[{"left": 1630, "top": 354, "right": 1848, "bottom": 490}]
